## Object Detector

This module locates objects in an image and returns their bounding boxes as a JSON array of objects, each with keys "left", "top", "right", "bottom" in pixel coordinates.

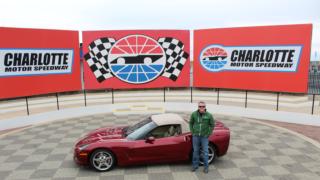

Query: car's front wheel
[{"left": 90, "top": 149, "right": 115, "bottom": 172}]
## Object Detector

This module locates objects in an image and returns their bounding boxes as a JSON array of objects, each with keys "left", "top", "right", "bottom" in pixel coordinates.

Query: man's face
[{"left": 198, "top": 103, "right": 206, "bottom": 113}]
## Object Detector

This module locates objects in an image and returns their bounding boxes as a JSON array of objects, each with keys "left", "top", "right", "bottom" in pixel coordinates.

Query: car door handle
[{"left": 184, "top": 136, "right": 191, "bottom": 142}]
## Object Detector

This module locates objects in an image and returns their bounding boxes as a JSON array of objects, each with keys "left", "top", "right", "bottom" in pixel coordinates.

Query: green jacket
[{"left": 189, "top": 110, "right": 215, "bottom": 137}]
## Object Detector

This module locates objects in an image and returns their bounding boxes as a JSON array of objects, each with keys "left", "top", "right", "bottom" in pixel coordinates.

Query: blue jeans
[{"left": 192, "top": 135, "right": 209, "bottom": 169}]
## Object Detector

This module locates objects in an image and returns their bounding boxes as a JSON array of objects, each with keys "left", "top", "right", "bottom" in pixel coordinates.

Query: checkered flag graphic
[
  {"left": 84, "top": 38, "right": 115, "bottom": 82},
  {"left": 158, "top": 37, "right": 189, "bottom": 81},
  {"left": 85, "top": 36, "right": 189, "bottom": 83}
]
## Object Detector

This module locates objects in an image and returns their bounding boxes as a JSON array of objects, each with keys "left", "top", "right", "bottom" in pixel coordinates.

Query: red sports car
[{"left": 74, "top": 113, "right": 230, "bottom": 171}]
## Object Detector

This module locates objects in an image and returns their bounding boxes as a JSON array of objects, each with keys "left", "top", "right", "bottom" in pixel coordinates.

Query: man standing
[{"left": 189, "top": 101, "right": 215, "bottom": 173}]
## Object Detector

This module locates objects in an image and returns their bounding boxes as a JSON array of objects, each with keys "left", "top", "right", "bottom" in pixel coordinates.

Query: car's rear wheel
[
  {"left": 200, "top": 144, "right": 216, "bottom": 165},
  {"left": 90, "top": 149, "right": 115, "bottom": 172}
]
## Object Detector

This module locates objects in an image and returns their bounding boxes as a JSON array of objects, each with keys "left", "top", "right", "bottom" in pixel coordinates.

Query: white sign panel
[
  {"left": 199, "top": 45, "right": 302, "bottom": 72},
  {"left": 0, "top": 49, "right": 74, "bottom": 77}
]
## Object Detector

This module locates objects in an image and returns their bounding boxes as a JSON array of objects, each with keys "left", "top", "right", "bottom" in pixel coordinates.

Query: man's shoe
[
  {"left": 191, "top": 167, "right": 198, "bottom": 172},
  {"left": 203, "top": 168, "right": 208, "bottom": 173}
]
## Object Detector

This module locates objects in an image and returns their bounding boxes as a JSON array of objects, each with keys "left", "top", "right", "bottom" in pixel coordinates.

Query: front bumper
[{"left": 73, "top": 147, "right": 89, "bottom": 166}]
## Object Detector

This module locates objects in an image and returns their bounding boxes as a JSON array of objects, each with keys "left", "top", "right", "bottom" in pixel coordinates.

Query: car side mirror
[{"left": 146, "top": 136, "right": 155, "bottom": 143}]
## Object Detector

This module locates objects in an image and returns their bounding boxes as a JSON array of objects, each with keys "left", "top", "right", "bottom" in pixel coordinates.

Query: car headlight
[{"left": 78, "top": 144, "right": 89, "bottom": 151}]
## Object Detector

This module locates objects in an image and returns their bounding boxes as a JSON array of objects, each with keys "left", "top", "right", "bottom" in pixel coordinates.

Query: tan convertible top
[{"left": 151, "top": 113, "right": 190, "bottom": 133}]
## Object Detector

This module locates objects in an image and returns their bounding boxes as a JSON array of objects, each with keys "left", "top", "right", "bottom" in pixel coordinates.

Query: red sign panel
[
  {"left": 0, "top": 27, "right": 81, "bottom": 99},
  {"left": 82, "top": 30, "right": 190, "bottom": 89},
  {"left": 194, "top": 24, "right": 312, "bottom": 93}
]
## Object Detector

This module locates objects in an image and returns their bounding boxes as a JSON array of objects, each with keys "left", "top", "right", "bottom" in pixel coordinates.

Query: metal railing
[
  {"left": 309, "top": 72, "right": 320, "bottom": 94},
  {"left": 1, "top": 87, "right": 319, "bottom": 117}
]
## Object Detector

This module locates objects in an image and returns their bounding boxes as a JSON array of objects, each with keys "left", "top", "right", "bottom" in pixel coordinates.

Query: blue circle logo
[
  {"left": 108, "top": 35, "right": 166, "bottom": 84},
  {"left": 200, "top": 45, "right": 228, "bottom": 72}
]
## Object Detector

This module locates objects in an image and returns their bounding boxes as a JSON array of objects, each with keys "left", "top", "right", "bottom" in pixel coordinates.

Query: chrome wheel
[
  {"left": 90, "top": 150, "right": 115, "bottom": 171},
  {"left": 200, "top": 145, "right": 216, "bottom": 165}
]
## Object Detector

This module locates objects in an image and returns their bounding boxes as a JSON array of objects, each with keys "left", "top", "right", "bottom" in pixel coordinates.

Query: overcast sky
[{"left": 1, "top": 0, "right": 320, "bottom": 60}]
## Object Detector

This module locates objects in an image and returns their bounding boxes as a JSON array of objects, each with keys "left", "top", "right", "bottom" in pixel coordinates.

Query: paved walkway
[
  {"left": 1, "top": 102, "right": 319, "bottom": 132},
  {"left": 0, "top": 112, "right": 319, "bottom": 180},
  {"left": 257, "top": 120, "right": 320, "bottom": 143},
  {"left": 1, "top": 102, "right": 319, "bottom": 145}
]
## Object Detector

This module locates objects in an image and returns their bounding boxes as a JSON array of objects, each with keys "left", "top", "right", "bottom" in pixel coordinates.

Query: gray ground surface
[{"left": 0, "top": 112, "right": 319, "bottom": 180}]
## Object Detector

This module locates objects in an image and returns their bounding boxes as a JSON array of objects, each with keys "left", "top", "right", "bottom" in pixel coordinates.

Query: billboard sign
[
  {"left": 194, "top": 24, "right": 312, "bottom": 93},
  {"left": 82, "top": 30, "right": 190, "bottom": 89},
  {"left": 0, "top": 27, "right": 81, "bottom": 99}
]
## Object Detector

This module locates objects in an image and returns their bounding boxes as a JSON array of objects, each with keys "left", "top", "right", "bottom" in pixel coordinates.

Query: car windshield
[
  {"left": 126, "top": 119, "right": 157, "bottom": 140},
  {"left": 124, "top": 117, "right": 152, "bottom": 136}
]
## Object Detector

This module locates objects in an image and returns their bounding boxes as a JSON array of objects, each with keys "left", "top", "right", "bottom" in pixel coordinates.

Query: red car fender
[{"left": 209, "top": 129, "right": 230, "bottom": 157}]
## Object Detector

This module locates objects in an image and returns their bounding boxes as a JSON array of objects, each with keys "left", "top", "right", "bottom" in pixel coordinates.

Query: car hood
[{"left": 76, "top": 126, "right": 127, "bottom": 146}]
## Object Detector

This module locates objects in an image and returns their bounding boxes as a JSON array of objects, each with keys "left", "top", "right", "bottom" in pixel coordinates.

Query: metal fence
[
  {"left": 0, "top": 88, "right": 319, "bottom": 119},
  {"left": 309, "top": 72, "right": 320, "bottom": 94}
]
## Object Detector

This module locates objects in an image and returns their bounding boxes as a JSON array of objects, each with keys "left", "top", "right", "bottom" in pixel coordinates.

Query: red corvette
[{"left": 74, "top": 113, "right": 230, "bottom": 171}]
